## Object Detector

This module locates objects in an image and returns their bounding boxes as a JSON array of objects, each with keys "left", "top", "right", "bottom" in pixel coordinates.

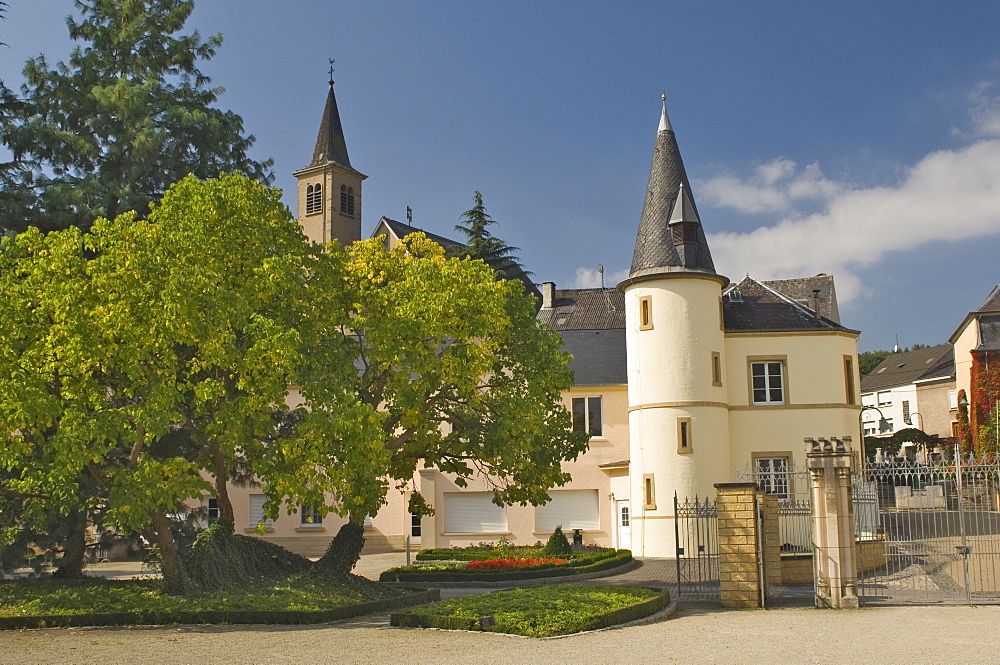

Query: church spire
[
  {"left": 308, "top": 67, "right": 353, "bottom": 169},
  {"left": 629, "top": 93, "right": 716, "bottom": 277}
]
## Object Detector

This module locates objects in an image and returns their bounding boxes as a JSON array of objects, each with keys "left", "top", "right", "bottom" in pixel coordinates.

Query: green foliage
[
  {"left": 182, "top": 520, "right": 311, "bottom": 592},
  {"left": 380, "top": 549, "right": 631, "bottom": 583},
  {"left": 0, "top": 577, "right": 435, "bottom": 629},
  {"left": 312, "top": 522, "right": 366, "bottom": 579},
  {"left": 0, "top": 0, "right": 272, "bottom": 234},
  {"left": 407, "top": 492, "right": 435, "bottom": 518},
  {"left": 392, "top": 585, "right": 667, "bottom": 637},
  {"left": 450, "top": 191, "right": 532, "bottom": 287},
  {"left": 859, "top": 349, "right": 892, "bottom": 375},
  {"left": 543, "top": 525, "right": 573, "bottom": 557}
]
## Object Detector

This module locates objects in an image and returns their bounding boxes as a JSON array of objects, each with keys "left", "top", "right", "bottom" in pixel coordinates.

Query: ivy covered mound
[
  {"left": 391, "top": 585, "right": 669, "bottom": 637},
  {"left": 380, "top": 532, "right": 632, "bottom": 583},
  {"left": 0, "top": 522, "right": 431, "bottom": 629}
]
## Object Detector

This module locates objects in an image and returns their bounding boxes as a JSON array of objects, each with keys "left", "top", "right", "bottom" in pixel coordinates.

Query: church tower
[
  {"left": 293, "top": 75, "right": 367, "bottom": 246},
  {"left": 620, "top": 94, "right": 731, "bottom": 557}
]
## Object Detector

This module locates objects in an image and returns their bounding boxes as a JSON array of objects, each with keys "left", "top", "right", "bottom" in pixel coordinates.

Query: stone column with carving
[
  {"left": 715, "top": 482, "right": 761, "bottom": 608},
  {"left": 806, "top": 436, "right": 859, "bottom": 609}
]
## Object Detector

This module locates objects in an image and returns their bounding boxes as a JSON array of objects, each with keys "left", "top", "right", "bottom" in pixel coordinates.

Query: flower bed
[
  {"left": 380, "top": 548, "right": 632, "bottom": 583},
  {"left": 466, "top": 557, "right": 568, "bottom": 570}
]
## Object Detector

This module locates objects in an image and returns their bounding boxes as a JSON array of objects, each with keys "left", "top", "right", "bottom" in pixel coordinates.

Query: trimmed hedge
[
  {"left": 380, "top": 549, "right": 632, "bottom": 583},
  {"left": 390, "top": 586, "right": 670, "bottom": 637},
  {"left": 0, "top": 587, "right": 439, "bottom": 631}
]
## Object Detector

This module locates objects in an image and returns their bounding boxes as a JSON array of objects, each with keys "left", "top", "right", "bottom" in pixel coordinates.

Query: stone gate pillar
[
  {"left": 715, "top": 482, "right": 761, "bottom": 608},
  {"left": 806, "top": 436, "right": 859, "bottom": 609}
]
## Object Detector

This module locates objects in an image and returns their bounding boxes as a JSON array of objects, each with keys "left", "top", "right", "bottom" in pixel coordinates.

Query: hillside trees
[
  {"left": 0, "top": 175, "right": 586, "bottom": 592},
  {"left": 0, "top": 0, "right": 271, "bottom": 234}
]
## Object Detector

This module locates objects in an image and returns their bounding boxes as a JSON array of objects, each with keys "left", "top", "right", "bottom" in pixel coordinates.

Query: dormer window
[
  {"left": 305, "top": 183, "right": 323, "bottom": 215},
  {"left": 340, "top": 185, "right": 356, "bottom": 216},
  {"left": 671, "top": 222, "right": 698, "bottom": 245}
]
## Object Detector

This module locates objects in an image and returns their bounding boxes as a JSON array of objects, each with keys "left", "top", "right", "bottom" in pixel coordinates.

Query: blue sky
[{"left": 3, "top": 1, "right": 999, "bottom": 351}]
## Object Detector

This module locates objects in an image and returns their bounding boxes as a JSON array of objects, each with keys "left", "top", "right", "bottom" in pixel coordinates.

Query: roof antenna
[
  {"left": 894, "top": 335, "right": 900, "bottom": 353},
  {"left": 328, "top": 58, "right": 335, "bottom": 86},
  {"left": 598, "top": 264, "right": 605, "bottom": 289},
  {"left": 406, "top": 205, "right": 413, "bottom": 227}
]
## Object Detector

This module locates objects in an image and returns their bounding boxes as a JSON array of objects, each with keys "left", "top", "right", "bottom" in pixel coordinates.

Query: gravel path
[{"left": 4, "top": 554, "right": 999, "bottom": 664}]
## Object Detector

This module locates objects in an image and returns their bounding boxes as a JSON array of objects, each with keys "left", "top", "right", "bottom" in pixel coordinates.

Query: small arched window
[{"left": 305, "top": 183, "right": 322, "bottom": 215}]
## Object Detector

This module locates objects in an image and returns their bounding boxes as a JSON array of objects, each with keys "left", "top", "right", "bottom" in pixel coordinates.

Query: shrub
[
  {"left": 183, "top": 520, "right": 311, "bottom": 591},
  {"left": 542, "top": 525, "right": 573, "bottom": 557},
  {"left": 312, "top": 522, "right": 365, "bottom": 579}
]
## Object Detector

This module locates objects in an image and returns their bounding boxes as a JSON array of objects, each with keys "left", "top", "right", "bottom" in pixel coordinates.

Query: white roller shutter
[
  {"left": 248, "top": 494, "right": 273, "bottom": 529},
  {"left": 444, "top": 492, "right": 508, "bottom": 533},
  {"left": 535, "top": 490, "right": 600, "bottom": 532}
]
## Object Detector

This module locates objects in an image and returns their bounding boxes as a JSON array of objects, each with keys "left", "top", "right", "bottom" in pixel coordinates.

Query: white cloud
[
  {"left": 965, "top": 81, "right": 1000, "bottom": 138},
  {"left": 706, "top": 139, "right": 1000, "bottom": 303},
  {"left": 573, "top": 265, "right": 630, "bottom": 289},
  {"left": 699, "top": 158, "right": 845, "bottom": 214}
]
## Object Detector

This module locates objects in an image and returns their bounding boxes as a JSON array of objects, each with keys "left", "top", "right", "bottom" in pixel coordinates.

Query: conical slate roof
[
  {"left": 629, "top": 97, "right": 717, "bottom": 277},
  {"left": 308, "top": 82, "right": 353, "bottom": 169}
]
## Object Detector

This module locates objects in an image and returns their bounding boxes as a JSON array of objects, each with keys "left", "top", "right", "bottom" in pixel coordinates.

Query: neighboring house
[
  {"left": 950, "top": 285, "right": 1000, "bottom": 453},
  {"left": 859, "top": 344, "right": 957, "bottom": 440},
  {"left": 222, "top": 83, "right": 862, "bottom": 557}
]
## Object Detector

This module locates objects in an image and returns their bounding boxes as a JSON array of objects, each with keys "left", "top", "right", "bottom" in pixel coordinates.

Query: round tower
[{"left": 619, "top": 96, "right": 731, "bottom": 557}]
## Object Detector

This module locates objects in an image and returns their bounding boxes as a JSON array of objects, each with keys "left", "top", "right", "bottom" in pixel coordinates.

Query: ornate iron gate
[
  {"left": 674, "top": 493, "right": 719, "bottom": 599},
  {"left": 857, "top": 451, "right": 1000, "bottom": 605}
]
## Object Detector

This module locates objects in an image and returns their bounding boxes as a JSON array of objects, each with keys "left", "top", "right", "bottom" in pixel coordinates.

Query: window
[
  {"left": 949, "top": 390, "right": 959, "bottom": 410},
  {"left": 712, "top": 351, "right": 722, "bottom": 387},
  {"left": 619, "top": 503, "right": 630, "bottom": 527},
  {"left": 755, "top": 457, "right": 790, "bottom": 501},
  {"left": 844, "top": 356, "right": 856, "bottom": 405},
  {"left": 877, "top": 391, "right": 891, "bottom": 407},
  {"left": 750, "top": 361, "right": 785, "bottom": 405},
  {"left": 410, "top": 512, "right": 422, "bottom": 538},
  {"left": 677, "top": 417, "right": 692, "bottom": 454},
  {"left": 443, "top": 492, "right": 508, "bottom": 533},
  {"left": 643, "top": 474, "right": 656, "bottom": 510},
  {"left": 535, "top": 490, "right": 600, "bottom": 532},
  {"left": 305, "top": 183, "right": 322, "bottom": 214},
  {"left": 248, "top": 494, "right": 273, "bottom": 529},
  {"left": 340, "top": 185, "right": 356, "bottom": 215},
  {"left": 902, "top": 400, "right": 911, "bottom": 425},
  {"left": 639, "top": 296, "right": 653, "bottom": 330},
  {"left": 206, "top": 498, "right": 219, "bottom": 522},
  {"left": 300, "top": 505, "right": 323, "bottom": 526},
  {"left": 671, "top": 222, "right": 698, "bottom": 245},
  {"left": 572, "top": 396, "right": 603, "bottom": 437}
]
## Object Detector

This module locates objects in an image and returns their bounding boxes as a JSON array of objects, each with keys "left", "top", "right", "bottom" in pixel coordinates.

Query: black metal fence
[{"left": 673, "top": 493, "right": 719, "bottom": 599}]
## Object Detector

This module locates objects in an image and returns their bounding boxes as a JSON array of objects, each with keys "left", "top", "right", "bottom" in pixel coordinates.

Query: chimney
[
  {"left": 812, "top": 288, "right": 821, "bottom": 319},
  {"left": 542, "top": 282, "right": 555, "bottom": 309}
]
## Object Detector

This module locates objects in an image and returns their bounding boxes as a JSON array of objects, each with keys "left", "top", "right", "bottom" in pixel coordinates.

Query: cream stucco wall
[{"left": 953, "top": 318, "right": 978, "bottom": 405}]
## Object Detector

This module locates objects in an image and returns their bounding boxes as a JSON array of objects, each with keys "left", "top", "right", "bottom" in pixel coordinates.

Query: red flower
[{"left": 466, "top": 557, "right": 568, "bottom": 570}]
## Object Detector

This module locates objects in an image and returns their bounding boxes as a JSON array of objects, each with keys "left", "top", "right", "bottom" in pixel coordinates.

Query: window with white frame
[
  {"left": 750, "top": 361, "right": 785, "bottom": 405},
  {"left": 755, "top": 457, "right": 790, "bottom": 500},
  {"left": 443, "top": 493, "right": 507, "bottom": 533},
  {"left": 572, "top": 396, "right": 603, "bottom": 437},
  {"left": 534, "top": 490, "right": 600, "bottom": 532},
  {"left": 300, "top": 505, "right": 323, "bottom": 526},
  {"left": 248, "top": 494, "right": 273, "bottom": 529},
  {"left": 877, "top": 391, "right": 891, "bottom": 407},
  {"left": 410, "top": 512, "right": 422, "bottom": 538}
]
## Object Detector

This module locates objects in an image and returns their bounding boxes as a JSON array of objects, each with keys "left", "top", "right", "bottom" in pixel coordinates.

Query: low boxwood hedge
[
  {"left": 0, "top": 587, "right": 439, "bottom": 631},
  {"left": 380, "top": 549, "right": 632, "bottom": 583},
  {"left": 390, "top": 585, "right": 670, "bottom": 637}
]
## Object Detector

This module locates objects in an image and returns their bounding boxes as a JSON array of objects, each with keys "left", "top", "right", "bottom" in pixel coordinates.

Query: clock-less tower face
[{"left": 293, "top": 81, "right": 367, "bottom": 246}]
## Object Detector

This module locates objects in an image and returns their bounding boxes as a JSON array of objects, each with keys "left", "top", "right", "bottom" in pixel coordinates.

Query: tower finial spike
[
  {"left": 658, "top": 91, "right": 672, "bottom": 132},
  {"left": 328, "top": 58, "right": 336, "bottom": 85}
]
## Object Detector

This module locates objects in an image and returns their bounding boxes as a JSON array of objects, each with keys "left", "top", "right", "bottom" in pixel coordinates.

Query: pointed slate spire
[
  {"left": 308, "top": 81, "right": 353, "bottom": 169},
  {"left": 629, "top": 94, "right": 717, "bottom": 277}
]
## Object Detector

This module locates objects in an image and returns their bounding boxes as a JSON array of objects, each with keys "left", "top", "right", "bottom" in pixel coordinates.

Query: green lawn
[
  {"left": 395, "top": 584, "right": 666, "bottom": 637},
  {"left": 0, "top": 574, "right": 402, "bottom": 618}
]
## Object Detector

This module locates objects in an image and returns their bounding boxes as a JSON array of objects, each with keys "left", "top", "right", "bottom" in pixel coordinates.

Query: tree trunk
[
  {"left": 212, "top": 445, "right": 235, "bottom": 523},
  {"left": 149, "top": 510, "right": 186, "bottom": 595},
  {"left": 53, "top": 508, "right": 87, "bottom": 578}
]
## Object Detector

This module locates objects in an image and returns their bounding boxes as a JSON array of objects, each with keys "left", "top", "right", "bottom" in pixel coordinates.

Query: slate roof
[
  {"left": 762, "top": 274, "right": 840, "bottom": 324},
  {"left": 536, "top": 289, "right": 625, "bottom": 331},
  {"left": 977, "top": 314, "right": 1000, "bottom": 351},
  {"left": 976, "top": 285, "right": 1000, "bottom": 313},
  {"left": 948, "top": 285, "right": 1000, "bottom": 344},
  {"left": 305, "top": 83, "right": 355, "bottom": 171},
  {"left": 722, "top": 276, "right": 851, "bottom": 332},
  {"left": 860, "top": 344, "right": 955, "bottom": 392},
  {"left": 559, "top": 329, "right": 627, "bottom": 386},
  {"left": 629, "top": 100, "right": 717, "bottom": 278}
]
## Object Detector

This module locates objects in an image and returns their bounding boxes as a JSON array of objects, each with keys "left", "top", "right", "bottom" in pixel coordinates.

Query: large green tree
[
  {"left": 0, "top": 0, "right": 271, "bottom": 234},
  {"left": 450, "top": 191, "right": 532, "bottom": 288}
]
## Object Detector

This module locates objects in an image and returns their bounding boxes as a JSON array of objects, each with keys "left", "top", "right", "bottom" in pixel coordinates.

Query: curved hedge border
[
  {"left": 415, "top": 547, "right": 614, "bottom": 563},
  {"left": 380, "top": 550, "right": 633, "bottom": 584},
  {"left": 390, "top": 587, "right": 670, "bottom": 637},
  {"left": 0, "top": 587, "right": 439, "bottom": 631}
]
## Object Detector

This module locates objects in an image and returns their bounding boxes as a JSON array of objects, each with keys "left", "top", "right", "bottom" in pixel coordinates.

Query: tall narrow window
[
  {"left": 750, "top": 360, "right": 785, "bottom": 405},
  {"left": 639, "top": 296, "right": 653, "bottom": 330},
  {"left": 410, "top": 512, "right": 422, "bottom": 537},
  {"left": 902, "top": 400, "right": 911, "bottom": 425},
  {"left": 712, "top": 352, "right": 722, "bottom": 387},
  {"left": 346, "top": 187, "right": 355, "bottom": 216},
  {"left": 844, "top": 356, "right": 856, "bottom": 405},
  {"left": 571, "top": 396, "right": 603, "bottom": 437},
  {"left": 306, "top": 183, "right": 322, "bottom": 214},
  {"left": 643, "top": 474, "right": 656, "bottom": 510},
  {"left": 340, "top": 184, "right": 349, "bottom": 213},
  {"left": 677, "top": 417, "right": 692, "bottom": 454}
]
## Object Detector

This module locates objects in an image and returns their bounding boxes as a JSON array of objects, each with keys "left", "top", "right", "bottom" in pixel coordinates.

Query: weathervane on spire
[{"left": 328, "top": 58, "right": 336, "bottom": 85}]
